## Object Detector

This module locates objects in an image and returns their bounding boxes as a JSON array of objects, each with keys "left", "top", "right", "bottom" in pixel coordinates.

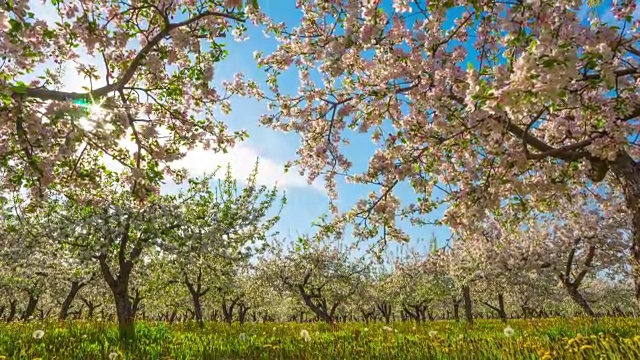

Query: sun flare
[{"left": 88, "top": 103, "right": 106, "bottom": 119}]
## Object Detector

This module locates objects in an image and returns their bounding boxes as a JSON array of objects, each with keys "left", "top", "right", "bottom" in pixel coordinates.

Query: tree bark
[
  {"left": 557, "top": 242, "right": 596, "bottom": 317},
  {"left": 222, "top": 296, "right": 241, "bottom": 324},
  {"left": 480, "top": 293, "right": 507, "bottom": 322},
  {"left": 453, "top": 297, "right": 462, "bottom": 322},
  {"left": 21, "top": 294, "right": 39, "bottom": 321},
  {"left": 611, "top": 154, "right": 640, "bottom": 303},
  {"left": 80, "top": 297, "right": 100, "bottom": 319},
  {"left": 296, "top": 285, "right": 337, "bottom": 324},
  {"left": 376, "top": 302, "right": 392, "bottom": 324},
  {"left": 567, "top": 287, "right": 595, "bottom": 317},
  {"left": 238, "top": 303, "right": 250, "bottom": 324},
  {"left": 462, "top": 285, "right": 473, "bottom": 325},
  {"left": 169, "top": 308, "right": 178, "bottom": 323},
  {"left": 184, "top": 269, "right": 209, "bottom": 327},
  {"left": 98, "top": 252, "right": 137, "bottom": 341},
  {"left": 59, "top": 281, "right": 86, "bottom": 321},
  {"left": 114, "top": 288, "right": 136, "bottom": 340},
  {"left": 193, "top": 294, "right": 204, "bottom": 325},
  {"left": 6, "top": 300, "right": 17, "bottom": 322}
]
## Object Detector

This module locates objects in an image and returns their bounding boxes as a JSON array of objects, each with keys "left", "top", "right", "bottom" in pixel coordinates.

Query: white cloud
[
  {"left": 95, "top": 130, "right": 324, "bottom": 194},
  {"left": 173, "top": 142, "right": 325, "bottom": 192}
]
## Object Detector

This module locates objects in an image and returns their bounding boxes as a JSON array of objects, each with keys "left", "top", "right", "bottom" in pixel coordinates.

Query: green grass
[{"left": 0, "top": 318, "right": 639, "bottom": 359}]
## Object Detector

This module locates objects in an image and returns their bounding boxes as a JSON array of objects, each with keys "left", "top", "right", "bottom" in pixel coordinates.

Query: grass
[{"left": 0, "top": 317, "right": 639, "bottom": 359}]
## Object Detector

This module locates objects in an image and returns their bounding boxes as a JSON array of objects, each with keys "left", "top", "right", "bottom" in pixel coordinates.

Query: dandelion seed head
[
  {"left": 300, "top": 329, "right": 311, "bottom": 342},
  {"left": 503, "top": 325, "right": 515, "bottom": 337}
]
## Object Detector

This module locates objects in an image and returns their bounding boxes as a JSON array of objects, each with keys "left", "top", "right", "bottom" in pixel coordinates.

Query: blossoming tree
[
  {"left": 162, "top": 162, "right": 283, "bottom": 327},
  {"left": 1, "top": 0, "right": 260, "bottom": 198},
  {"left": 256, "top": 0, "right": 640, "bottom": 299},
  {"left": 261, "top": 235, "right": 367, "bottom": 324}
]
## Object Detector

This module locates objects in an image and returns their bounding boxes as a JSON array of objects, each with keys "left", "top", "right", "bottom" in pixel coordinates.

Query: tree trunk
[
  {"left": 6, "top": 300, "right": 17, "bottom": 322},
  {"left": 611, "top": 154, "right": 640, "bottom": 302},
  {"left": 80, "top": 297, "right": 99, "bottom": 319},
  {"left": 296, "top": 285, "right": 336, "bottom": 324},
  {"left": 376, "top": 302, "right": 392, "bottom": 324},
  {"left": 453, "top": 298, "right": 461, "bottom": 322},
  {"left": 191, "top": 293, "right": 204, "bottom": 327},
  {"left": 222, "top": 297, "right": 239, "bottom": 324},
  {"left": 238, "top": 303, "right": 250, "bottom": 324},
  {"left": 98, "top": 249, "right": 140, "bottom": 342},
  {"left": 498, "top": 293, "right": 506, "bottom": 320},
  {"left": 114, "top": 289, "right": 136, "bottom": 340},
  {"left": 462, "top": 285, "right": 473, "bottom": 325},
  {"left": 21, "top": 295, "right": 39, "bottom": 321},
  {"left": 184, "top": 269, "right": 209, "bottom": 328},
  {"left": 481, "top": 293, "right": 507, "bottom": 322},
  {"left": 59, "top": 281, "right": 84, "bottom": 321},
  {"left": 567, "top": 287, "right": 595, "bottom": 317}
]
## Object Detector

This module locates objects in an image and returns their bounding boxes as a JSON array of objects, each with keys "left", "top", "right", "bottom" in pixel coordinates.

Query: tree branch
[{"left": 15, "top": 11, "right": 243, "bottom": 103}]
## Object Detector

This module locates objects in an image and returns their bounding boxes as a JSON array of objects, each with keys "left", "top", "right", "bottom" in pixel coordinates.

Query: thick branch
[{"left": 15, "top": 11, "right": 243, "bottom": 102}]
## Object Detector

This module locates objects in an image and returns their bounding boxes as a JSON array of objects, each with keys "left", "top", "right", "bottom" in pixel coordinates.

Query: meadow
[{"left": 0, "top": 318, "right": 639, "bottom": 359}]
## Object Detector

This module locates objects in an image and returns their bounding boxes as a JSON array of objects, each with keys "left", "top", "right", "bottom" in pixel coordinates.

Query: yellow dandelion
[{"left": 579, "top": 345, "right": 593, "bottom": 351}]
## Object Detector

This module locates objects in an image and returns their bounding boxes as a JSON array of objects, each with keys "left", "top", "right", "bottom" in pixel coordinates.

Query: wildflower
[
  {"left": 580, "top": 345, "right": 594, "bottom": 351},
  {"left": 503, "top": 325, "right": 515, "bottom": 338},
  {"left": 428, "top": 330, "right": 438, "bottom": 338},
  {"left": 412, "top": 326, "right": 417, "bottom": 331},
  {"left": 108, "top": 353, "right": 119, "bottom": 360},
  {"left": 363, "top": 327, "right": 369, "bottom": 332},
  {"left": 300, "top": 329, "right": 311, "bottom": 342},
  {"left": 32, "top": 330, "right": 45, "bottom": 340},
  {"left": 382, "top": 326, "right": 393, "bottom": 332},
  {"left": 239, "top": 333, "right": 248, "bottom": 341}
]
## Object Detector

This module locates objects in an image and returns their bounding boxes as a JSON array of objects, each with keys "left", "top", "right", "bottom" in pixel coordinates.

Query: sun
[
  {"left": 88, "top": 103, "right": 106, "bottom": 119},
  {"left": 73, "top": 98, "right": 107, "bottom": 120},
  {"left": 72, "top": 98, "right": 109, "bottom": 131}
]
